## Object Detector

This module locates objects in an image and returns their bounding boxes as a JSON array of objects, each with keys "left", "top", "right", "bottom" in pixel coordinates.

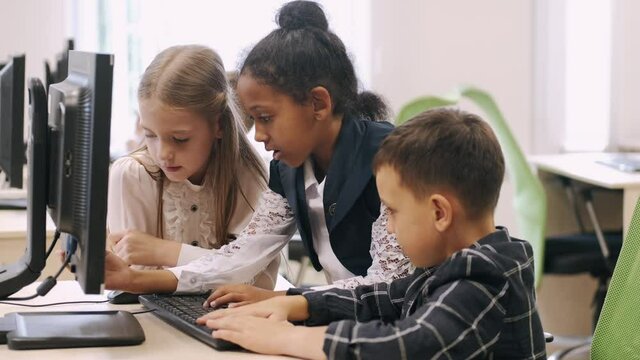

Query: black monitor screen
[
  {"left": 47, "top": 50, "right": 113, "bottom": 294},
  {"left": 0, "top": 54, "right": 25, "bottom": 188}
]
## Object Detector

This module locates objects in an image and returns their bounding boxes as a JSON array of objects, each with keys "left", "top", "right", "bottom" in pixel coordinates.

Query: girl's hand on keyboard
[
  {"left": 203, "top": 284, "right": 282, "bottom": 309},
  {"left": 197, "top": 295, "right": 309, "bottom": 323}
]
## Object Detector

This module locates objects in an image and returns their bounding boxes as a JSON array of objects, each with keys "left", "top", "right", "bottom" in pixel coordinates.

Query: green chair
[
  {"left": 549, "top": 197, "right": 640, "bottom": 359},
  {"left": 590, "top": 197, "right": 640, "bottom": 359},
  {"left": 396, "top": 85, "right": 548, "bottom": 285},
  {"left": 396, "top": 86, "right": 622, "bottom": 313}
]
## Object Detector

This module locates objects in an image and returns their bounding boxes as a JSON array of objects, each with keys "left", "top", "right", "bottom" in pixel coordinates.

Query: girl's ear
[
  {"left": 213, "top": 116, "right": 223, "bottom": 139},
  {"left": 430, "top": 194, "right": 453, "bottom": 232},
  {"left": 309, "top": 86, "right": 332, "bottom": 121}
]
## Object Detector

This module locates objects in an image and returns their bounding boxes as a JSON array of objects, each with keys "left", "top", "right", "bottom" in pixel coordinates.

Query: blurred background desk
[{"left": 531, "top": 153, "right": 640, "bottom": 237}]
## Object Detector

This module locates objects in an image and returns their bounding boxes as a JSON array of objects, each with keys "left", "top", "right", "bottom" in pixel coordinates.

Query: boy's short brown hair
[{"left": 373, "top": 108, "right": 505, "bottom": 219}]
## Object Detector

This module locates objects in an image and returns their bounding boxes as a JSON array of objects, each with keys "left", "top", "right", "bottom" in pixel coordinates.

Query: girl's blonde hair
[{"left": 132, "top": 45, "right": 267, "bottom": 247}]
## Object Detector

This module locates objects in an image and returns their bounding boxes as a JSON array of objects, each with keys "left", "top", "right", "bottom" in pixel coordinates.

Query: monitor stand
[
  {"left": 0, "top": 311, "right": 145, "bottom": 349},
  {"left": 0, "top": 79, "right": 47, "bottom": 299}
]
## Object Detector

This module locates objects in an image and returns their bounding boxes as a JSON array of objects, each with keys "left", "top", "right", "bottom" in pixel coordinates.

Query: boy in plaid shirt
[{"left": 198, "top": 108, "right": 546, "bottom": 359}]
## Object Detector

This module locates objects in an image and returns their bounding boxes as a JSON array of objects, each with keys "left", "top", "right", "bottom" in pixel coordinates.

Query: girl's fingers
[{"left": 209, "top": 292, "right": 244, "bottom": 308}]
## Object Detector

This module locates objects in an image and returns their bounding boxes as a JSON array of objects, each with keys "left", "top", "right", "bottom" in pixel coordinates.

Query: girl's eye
[
  {"left": 144, "top": 133, "right": 157, "bottom": 138},
  {"left": 173, "top": 137, "right": 189, "bottom": 143},
  {"left": 257, "top": 115, "right": 271, "bottom": 123}
]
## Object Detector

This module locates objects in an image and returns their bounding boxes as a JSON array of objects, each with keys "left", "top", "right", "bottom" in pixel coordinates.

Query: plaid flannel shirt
[{"left": 301, "top": 228, "right": 546, "bottom": 359}]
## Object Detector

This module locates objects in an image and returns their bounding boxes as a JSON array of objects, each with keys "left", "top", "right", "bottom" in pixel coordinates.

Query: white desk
[
  {"left": 0, "top": 279, "right": 293, "bottom": 359},
  {"left": 530, "top": 153, "right": 640, "bottom": 237}
]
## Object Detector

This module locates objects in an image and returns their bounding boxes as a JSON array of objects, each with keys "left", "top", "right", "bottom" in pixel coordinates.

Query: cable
[
  {"left": 130, "top": 309, "right": 156, "bottom": 315},
  {"left": 0, "top": 299, "right": 109, "bottom": 307},
  {"left": 44, "top": 229, "right": 62, "bottom": 260}
]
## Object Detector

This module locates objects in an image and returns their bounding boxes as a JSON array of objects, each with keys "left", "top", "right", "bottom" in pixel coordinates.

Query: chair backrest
[
  {"left": 396, "top": 86, "right": 547, "bottom": 286},
  {"left": 590, "top": 198, "right": 640, "bottom": 359}
]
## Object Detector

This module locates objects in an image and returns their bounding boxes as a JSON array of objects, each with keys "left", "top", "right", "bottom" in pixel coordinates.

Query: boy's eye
[
  {"left": 173, "top": 137, "right": 189, "bottom": 143},
  {"left": 144, "top": 133, "right": 157, "bottom": 138}
]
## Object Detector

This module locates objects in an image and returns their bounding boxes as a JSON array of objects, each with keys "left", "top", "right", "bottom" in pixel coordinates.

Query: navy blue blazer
[{"left": 268, "top": 116, "right": 394, "bottom": 276}]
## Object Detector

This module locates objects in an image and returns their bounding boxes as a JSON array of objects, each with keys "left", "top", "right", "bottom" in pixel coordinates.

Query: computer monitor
[
  {"left": 0, "top": 54, "right": 25, "bottom": 189},
  {"left": 45, "top": 39, "right": 74, "bottom": 90},
  {"left": 47, "top": 50, "right": 113, "bottom": 293},
  {"left": 0, "top": 51, "right": 113, "bottom": 298}
]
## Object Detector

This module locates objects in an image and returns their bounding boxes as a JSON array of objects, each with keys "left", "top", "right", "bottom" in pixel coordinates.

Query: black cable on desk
[
  {"left": 44, "top": 229, "right": 62, "bottom": 260},
  {"left": 0, "top": 299, "right": 110, "bottom": 307}
]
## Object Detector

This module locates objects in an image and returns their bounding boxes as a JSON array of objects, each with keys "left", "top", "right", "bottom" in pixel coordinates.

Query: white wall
[
  {"left": 369, "top": 0, "right": 534, "bottom": 235},
  {"left": 0, "top": 0, "right": 68, "bottom": 88},
  {"left": 611, "top": 0, "right": 640, "bottom": 151},
  {"left": 0, "top": 0, "right": 69, "bottom": 143}
]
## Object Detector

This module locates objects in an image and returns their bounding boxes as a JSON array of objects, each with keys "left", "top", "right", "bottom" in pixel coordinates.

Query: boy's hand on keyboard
[
  {"left": 206, "top": 316, "right": 327, "bottom": 359},
  {"left": 203, "top": 284, "right": 280, "bottom": 309},
  {"left": 206, "top": 315, "right": 294, "bottom": 355}
]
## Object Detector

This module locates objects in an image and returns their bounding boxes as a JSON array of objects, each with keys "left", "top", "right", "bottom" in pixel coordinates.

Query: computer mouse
[{"left": 107, "top": 290, "right": 140, "bottom": 304}]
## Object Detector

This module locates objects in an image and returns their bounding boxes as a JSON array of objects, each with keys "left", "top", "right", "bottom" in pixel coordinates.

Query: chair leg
[
  {"left": 581, "top": 190, "right": 616, "bottom": 330},
  {"left": 592, "top": 275, "right": 609, "bottom": 330},
  {"left": 560, "top": 177, "right": 586, "bottom": 232},
  {"left": 581, "top": 190, "right": 614, "bottom": 271}
]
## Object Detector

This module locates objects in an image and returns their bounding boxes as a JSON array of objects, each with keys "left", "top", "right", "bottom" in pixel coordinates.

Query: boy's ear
[
  {"left": 430, "top": 194, "right": 452, "bottom": 232},
  {"left": 309, "top": 86, "right": 332, "bottom": 121}
]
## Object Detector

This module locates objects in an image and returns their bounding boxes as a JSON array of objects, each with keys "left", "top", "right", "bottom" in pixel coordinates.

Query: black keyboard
[{"left": 138, "top": 293, "right": 239, "bottom": 351}]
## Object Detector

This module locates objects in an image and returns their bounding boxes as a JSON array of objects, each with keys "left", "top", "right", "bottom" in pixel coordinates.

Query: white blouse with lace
[
  {"left": 107, "top": 155, "right": 278, "bottom": 290},
  {"left": 166, "top": 185, "right": 415, "bottom": 293}
]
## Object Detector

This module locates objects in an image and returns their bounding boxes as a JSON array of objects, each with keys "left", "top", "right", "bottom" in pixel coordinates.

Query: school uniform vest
[{"left": 268, "top": 115, "right": 394, "bottom": 276}]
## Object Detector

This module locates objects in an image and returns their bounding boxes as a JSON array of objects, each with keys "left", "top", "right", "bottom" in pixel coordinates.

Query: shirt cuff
[
  {"left": 286, "top": 287, "right": 307, "bottom": 296},
  {"left": 302, "top": 291, "right": 331, "bottom": 326},
  {"left": 165, "top": 266, "right": 203, "bottom": 293}
]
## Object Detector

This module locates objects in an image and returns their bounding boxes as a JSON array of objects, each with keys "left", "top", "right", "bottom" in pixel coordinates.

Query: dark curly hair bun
[{"left": 277, "top": 1, "right": 328, "bottom": 31}]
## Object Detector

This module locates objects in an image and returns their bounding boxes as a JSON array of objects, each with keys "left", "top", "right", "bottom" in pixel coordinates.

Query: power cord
[
  {"left": 44, "top": 229, "right": 62, "bottom": 260},
  {"left": 0, "top": 299, "right": 109, "bottom": 307}
]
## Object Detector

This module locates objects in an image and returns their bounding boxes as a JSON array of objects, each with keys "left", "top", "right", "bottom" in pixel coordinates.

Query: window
[
  {"left": 535, "top": 0, "right": 613, "bottom": 153},
  {"left": 68, "top": 0, "right": 371, "bottom": 156},
  {"left": 563, "top": 0, "right": 612, "bottom": 151}
]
